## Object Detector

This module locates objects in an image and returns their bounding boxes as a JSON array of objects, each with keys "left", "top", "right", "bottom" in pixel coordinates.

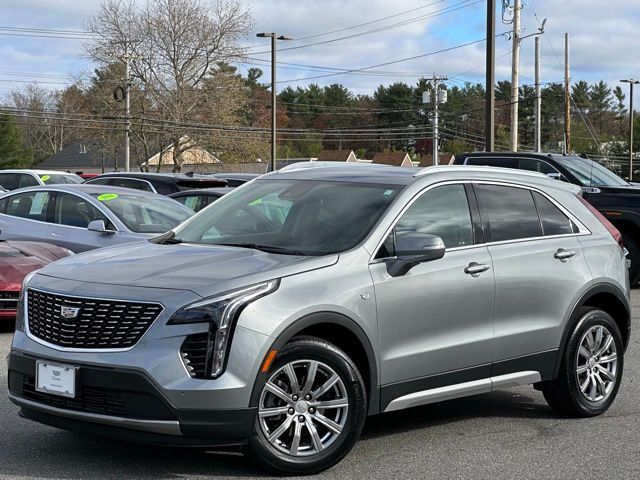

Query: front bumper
[{"left": 8, "top": 351, "right": 257, "bottom": 446}]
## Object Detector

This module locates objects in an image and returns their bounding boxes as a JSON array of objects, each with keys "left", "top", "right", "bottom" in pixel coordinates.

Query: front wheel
[
  {"left": 248, "top": 336, "right": 367, "bottom": 475},
  {"left": 542, "top": 308, "right": 623, "bottom": 417}
]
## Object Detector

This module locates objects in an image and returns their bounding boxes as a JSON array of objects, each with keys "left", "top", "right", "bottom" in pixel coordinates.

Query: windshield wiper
[
  {"left": 150, "top": 231, "right": 183, "bottom": 245},
  {"left": 217, "top": 243, "right": 307, "bottom": 256}
]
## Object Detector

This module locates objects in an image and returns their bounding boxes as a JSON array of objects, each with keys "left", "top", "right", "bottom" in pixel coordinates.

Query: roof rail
[
  {"left": 414, "top": 164, "right": 548, "bottom": 179},
  {"left": 278, "top": 161, "right": 390, "bottom": 173}
]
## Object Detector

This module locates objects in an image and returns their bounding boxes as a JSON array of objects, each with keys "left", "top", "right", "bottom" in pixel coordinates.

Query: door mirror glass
[
  {"left": 87, "top": 219, "right": 115, "bottom": 234},
  {"left": 387, "top": 233, "right": 445, "bottom": 277}
]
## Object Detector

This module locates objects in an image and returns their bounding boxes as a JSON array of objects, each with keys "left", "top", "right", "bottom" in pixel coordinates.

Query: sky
[{"left": 1, "top": 0, "right": 639, "bottom": 100}]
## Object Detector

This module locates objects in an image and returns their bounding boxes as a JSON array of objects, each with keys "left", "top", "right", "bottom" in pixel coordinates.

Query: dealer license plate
[{"left": 35, "top": 361, "right": 76, "bottom": 398}]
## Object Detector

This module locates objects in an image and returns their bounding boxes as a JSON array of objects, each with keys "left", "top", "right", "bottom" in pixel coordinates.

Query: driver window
[
  {"left": 54, "top": 193, "right": 111, "bottom": 229},
  {"left": 377, "top": 184, "right": 473, "bottom": 258}
]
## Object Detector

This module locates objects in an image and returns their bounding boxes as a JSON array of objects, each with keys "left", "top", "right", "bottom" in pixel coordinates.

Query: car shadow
[{"left": 0, "top": 389, "right": 558, "bottom": 480}]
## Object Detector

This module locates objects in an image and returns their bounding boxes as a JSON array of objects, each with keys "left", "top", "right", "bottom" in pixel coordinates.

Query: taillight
[{"left": 577, "top": 195, "right": 623, "bottom": 248}]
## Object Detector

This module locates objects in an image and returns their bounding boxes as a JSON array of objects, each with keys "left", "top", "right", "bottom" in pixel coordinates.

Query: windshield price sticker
[
  {"left": 249, "top": 198, "right": 263, "bottom": 206},
  {"left": 97, "top": 193, "right": 119, "bottom": 202},
  {"left": 40, "top": 175, "right": 51, "bottom": 183}
]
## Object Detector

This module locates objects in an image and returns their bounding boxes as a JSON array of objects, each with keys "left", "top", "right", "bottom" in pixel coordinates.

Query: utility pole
[
  {"left": 621, "top": 79, "right": 639, "bottom": 181},
  {"left": 124, "top": 41, "right": 131, "bottom": 172},
  {"left": 485, "top": 0, "right": 496, "bottom": 151},
  {"left": 509, "top": 0, "right": 522, "bottom": 151},
  {"left": 534, "top": 36, "right": 541, "bottom": 152},
  {"left": 564, "top": 33, "right": 571, "bottom": 154},
  {"left": 257, "top": 32, "right": 292, "bottom": 172},
  {"left": 426, "top": 76, "right": 448, "bottom": 165}
]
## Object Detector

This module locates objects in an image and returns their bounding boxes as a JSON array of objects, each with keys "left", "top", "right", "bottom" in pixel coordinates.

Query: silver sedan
[{"left": 0, "top": 184, "right": 194, "bottom": 252}]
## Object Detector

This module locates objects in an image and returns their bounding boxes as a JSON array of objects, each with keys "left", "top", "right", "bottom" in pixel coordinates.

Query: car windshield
[
  {"left": 39, "top": 173, "right": 83, "bottom": 185},
  {"left": 555, "top": 156, "right": 629, "bottom": 187},
  {"left": 91, "top": 192, "right": 193, "bottom": 233},
  {"left": 171, "top": 179, "right": 402, "bottom": 255}
]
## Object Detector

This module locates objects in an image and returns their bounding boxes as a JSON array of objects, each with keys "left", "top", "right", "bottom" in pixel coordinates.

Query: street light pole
[
  {"left": 621, "top": 79, "right": 640, "bottom": 181},
  {"left": 485, "top": 0, "right": 496, "bottom": 152},
  {"left": 257, "top": 32, "right": 292, "bottom": 172}
]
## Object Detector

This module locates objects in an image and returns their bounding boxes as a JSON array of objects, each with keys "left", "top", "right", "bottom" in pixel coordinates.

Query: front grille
[
  {"left": 180, "top": 333, "right": 210, "bottom": 378},
  {"left": 21, "top": 374, "right": 127, "bottom": 417},
  {"left": 27, "top": 289, "right": 163, "bottom": 349},
  {"left": 0, "top": 291, "right": 19, "bottom": 310}
]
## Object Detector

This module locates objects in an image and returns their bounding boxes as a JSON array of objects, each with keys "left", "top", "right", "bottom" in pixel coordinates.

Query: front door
[{"left": 369, "top": 183, "right": 495, "bottom": 405}]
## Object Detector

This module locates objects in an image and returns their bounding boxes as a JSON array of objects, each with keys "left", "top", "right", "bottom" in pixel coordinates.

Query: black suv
[
  {"left": 453, "top": 152, "right": 639, "bottom": 283},
  {"left": 84, "top": 172, "right": 227, "bottom": 195}
]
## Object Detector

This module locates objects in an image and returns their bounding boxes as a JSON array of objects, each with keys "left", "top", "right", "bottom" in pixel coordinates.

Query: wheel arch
[
  {"left": 555, "top": 283, "right": 630, "bottom": 378},
  {"left": 250, "top": 311, "right": 380, "bottom": 416}
]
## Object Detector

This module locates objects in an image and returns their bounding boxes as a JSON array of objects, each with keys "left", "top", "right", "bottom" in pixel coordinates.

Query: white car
[{"left": 0, "top": 169, "right": 82, "bottom": 190}]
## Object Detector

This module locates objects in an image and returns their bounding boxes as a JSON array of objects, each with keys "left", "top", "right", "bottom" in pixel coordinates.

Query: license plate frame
[{"left": 35, "top": 360, "right": 77, "bottom": 398}]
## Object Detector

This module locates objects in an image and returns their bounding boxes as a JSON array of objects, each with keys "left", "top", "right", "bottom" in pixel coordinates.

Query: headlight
[
  {"left": 16, "top": 271, "right": 38, "bottom": 332},
  {"left": 168, "top": 280, "right": 279, "bottom": 378}
]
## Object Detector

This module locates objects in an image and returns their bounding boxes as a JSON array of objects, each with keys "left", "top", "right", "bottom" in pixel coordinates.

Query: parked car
[
  {"left": 0, "top": 170, "right": 82, "bottom": 190},
  {"left": 0, "top": 240, "right": 73, "bottom": 321},
  {"left": 84, "top": 172, "right": 227, "bottom": 195},
  {"left": 77, "top": 173, "right": 98, "bottom": 180},
  {"left": 9, "top": 164, "right": 629, "bottom": 474},
  {"left": 168, "top": 187, "right": 234, "bottom": 212},
  {"left": 452, "top": 152, "right": 640, "bottom": 284},
  {"left": 207, "top": 173, "right": 261, "bottom": 187},
  {"left": 0, "top": 185, "right": 193, "bottom": 252}
]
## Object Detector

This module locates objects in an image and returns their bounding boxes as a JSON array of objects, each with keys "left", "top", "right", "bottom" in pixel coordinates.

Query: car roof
[
  {"left": 94, "top": 171, "right": 214, "bottom": 180},
  {"left": 0, "top": 184, "right": 164, "bottom": 197},
  {"left": 169, "top": 187, "right": 235, "bottom": 197},
  {"left": 0, "top": 169, "right": 79, "bottom": 175}
]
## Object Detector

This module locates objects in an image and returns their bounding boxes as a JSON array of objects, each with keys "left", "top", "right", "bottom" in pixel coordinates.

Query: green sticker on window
[
  {"left": 97, "top": 193, "right": 119, "bottom": 202},
  {"left": 40, "top": 175, "right": 50, "bottom": 182},
  {"left": 248, "top": 198, "right": 263, "bottom": 206},
  {"left": 384, "top": 189, "right": 394, "bottom": 196}
]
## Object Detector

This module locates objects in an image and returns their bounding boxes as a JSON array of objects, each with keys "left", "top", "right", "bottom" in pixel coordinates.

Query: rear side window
[
  {"left": 0, "top": 173, "right": 18, "bottom": 190},
  {"left": 108, "top": 178, "right": 154, "bottom": 192},
  {"left": 86, "top": 178, "right": 110, "bottom": 186},
  {"left": 475, "top": 184, "right": 542, "bottom": 242},
  {"left": 5, "top": 191, "right": 51, "bottom": 222},
  {"left": 518, "top": 158, "right": 559, "bottom": 175},
  {"left": 466, "top": 157, "right": 518, "bottom": 169},
  {"left": 532, "top": 192, "right": 578, "bottom": 235}
]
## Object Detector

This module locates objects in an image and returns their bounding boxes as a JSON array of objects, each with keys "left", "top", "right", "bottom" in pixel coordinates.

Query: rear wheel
[
  {"left": 248, "top": 336, "right": 366, "bottom": 475},
  {"left": 542, "top": 308, "right": 623, "bottom": 417}
]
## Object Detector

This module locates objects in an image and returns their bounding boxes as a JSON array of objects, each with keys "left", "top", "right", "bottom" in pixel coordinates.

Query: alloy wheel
[
  {"left": 258, "top": 359, "right": 349, "bottom": 457},
  {"left": 576, "top": 325, "right": 618, "bottom": 402}
]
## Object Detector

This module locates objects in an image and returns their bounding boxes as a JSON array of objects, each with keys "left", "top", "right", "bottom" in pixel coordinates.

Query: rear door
[
  {"left": 0, "top": 190, "right": 51, "bottom": 242},
  {"left": 473, "top": 183, "right": 591, "bottom": 373}
]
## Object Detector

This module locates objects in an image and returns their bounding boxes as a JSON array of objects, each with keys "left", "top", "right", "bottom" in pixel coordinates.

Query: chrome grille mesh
[{"left": 27, "top": 289, "right": 162, "bottom": 349}]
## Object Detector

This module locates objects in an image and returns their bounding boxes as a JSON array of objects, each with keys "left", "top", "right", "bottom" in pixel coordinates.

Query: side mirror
[
  {"left": 87, "top": 219, "right": 116, "bottom": 234},
  {"left": 581, "top": 186, "right": 601, "bottom": 194},
  {"left": 546, "top": 172, "right": 562, "bottom": 180},
  {"left": 387, "top": 233, "right": 446, "bottom": 277}
]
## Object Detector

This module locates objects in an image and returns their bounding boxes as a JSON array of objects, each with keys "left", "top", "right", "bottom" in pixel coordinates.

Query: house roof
[
  {"left": 37, "top": 142, "right": 123, "bottom": 171},
  {"left": 145, "top": 136, "right": 221, "bottom": 166},
  {"left": 316, "top": 150, "right": 357, "bottom": 162},
  {"left": 372, "top": 152, "right": 413, "bottom": 167}
]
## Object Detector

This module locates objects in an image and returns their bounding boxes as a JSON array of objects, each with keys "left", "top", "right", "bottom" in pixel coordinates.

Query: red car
[{"left": 0, "top": 241, "right": 73, "bottom": 321}]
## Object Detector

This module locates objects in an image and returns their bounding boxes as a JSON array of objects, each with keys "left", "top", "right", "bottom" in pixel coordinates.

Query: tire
[
  {"left": 622, "top": 232, "right": 640, "bottom": 286},
  {"left": 542, "top": 308, "right": 623, "bottom": 417},
  {"left": 247, "top": 336, "right": 367, "bottom": 475}
]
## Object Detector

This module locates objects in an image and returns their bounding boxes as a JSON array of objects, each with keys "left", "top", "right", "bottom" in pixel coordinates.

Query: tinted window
[
  {"left": 53, "top": 192, "right": 110, "bottom": 228},
  {"left": 533, "top": 192, "right": 577, "bottom": 236},
  {"left": 394, "top": 184, "right": 474, "bottom": 249},
  {"left": 85, "top": 178, "right": 110, "bottom": 186},
  {"left": 107, "top": 178, "right": 154, "bottom": 192},
  {"left": 0, "top": 173, "right": 18, "bottom": 190},
  {"left": 475, "top": 185, "right": 542, "bottom": 242},
  {"left": 175, "top": 195, "right": 207, "bottom": 212},
  {"left": 518, "top": 158, "right": 559, "bottom": 175},
  {"left": 17, "top": 174, "right": 39, "bottom": 188},
  {"left": 5, "top": 191, "right": 51, "bottom": 222},
  {"left": 466, "top": 157, "right": 518, "bottom": 168}
]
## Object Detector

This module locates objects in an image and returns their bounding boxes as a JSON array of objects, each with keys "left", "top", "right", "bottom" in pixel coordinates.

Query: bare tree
[{"left": 86, "top": 0, "right": 254, "bottom": 171}]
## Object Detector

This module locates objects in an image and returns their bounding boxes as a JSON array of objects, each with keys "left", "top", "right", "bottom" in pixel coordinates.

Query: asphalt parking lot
[{"left": 1, "top": 294, "right": 640, "bottom": 480}]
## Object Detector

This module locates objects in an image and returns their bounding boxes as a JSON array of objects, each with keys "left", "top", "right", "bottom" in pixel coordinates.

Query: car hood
[
  {"left": 36, "top": 242, "right": 339, "bottom": 298},
  {"left": 0, "top": 243, "right": 57, "bottom": 288}
]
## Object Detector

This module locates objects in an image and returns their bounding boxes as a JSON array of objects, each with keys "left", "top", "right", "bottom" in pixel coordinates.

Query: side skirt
[{"left": 381, "top": 349, "right": 557, "bottom": 413}]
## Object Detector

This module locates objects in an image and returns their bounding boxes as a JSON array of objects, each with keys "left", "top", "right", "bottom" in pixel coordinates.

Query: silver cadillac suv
[{"left": 9, "top": 164, "right": 630, "bottom": 474}]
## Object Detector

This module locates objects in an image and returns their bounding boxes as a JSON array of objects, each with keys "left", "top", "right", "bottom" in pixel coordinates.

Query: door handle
[
  {"left": 464, "top": 262, "right": 491, "bottom": 275},
  {"left": 50, "top": 232, "right": 63, "bottom": 238},
  {"left": 554, "top": 248, "right": 576, "bottom": 261}
]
